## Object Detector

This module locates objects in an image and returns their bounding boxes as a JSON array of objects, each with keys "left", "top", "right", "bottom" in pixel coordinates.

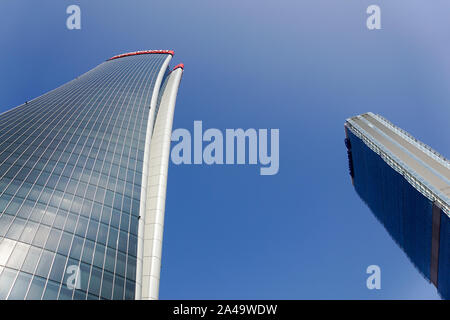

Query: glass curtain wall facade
[
  {"left": 345, "top": 113, "right": 449, "bottom": 299},
  {"left": 0, "top": 50, "right": 183, "bottom": 300}
]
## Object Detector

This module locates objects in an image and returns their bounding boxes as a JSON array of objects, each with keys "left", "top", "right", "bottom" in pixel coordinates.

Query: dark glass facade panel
[{"left": 0, "top": 53, "right": 171, "bottom": 299}]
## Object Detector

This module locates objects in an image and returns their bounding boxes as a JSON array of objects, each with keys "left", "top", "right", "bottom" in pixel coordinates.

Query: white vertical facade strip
[
  {"left": 135, "top": 55, "right": 172, "bottom": 299},
  {"left": 141, "top": 68, "right": 183, "bottom": 300}
]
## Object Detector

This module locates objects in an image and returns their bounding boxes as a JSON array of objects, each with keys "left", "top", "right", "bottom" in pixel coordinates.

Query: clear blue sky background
[{"left": 1, "top": 1, "right": 449, "bottom": 299}]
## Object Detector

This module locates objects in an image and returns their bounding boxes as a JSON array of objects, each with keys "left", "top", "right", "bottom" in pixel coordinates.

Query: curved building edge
[{"left": 138, "top": 67, "right": 183, "bottom": 300}]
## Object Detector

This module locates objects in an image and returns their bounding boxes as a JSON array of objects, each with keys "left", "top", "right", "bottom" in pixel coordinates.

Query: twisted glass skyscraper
[
  {"left": 345, "top": 113, "right": 449, "bottom": 299},
  {"left": 0, "top": 50, "right": 184, "bottom": 300}
]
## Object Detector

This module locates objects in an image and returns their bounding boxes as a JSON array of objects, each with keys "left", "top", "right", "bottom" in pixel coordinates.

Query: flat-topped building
[{"left": 345, "top": 112, "right": 449, "bottom": 299}]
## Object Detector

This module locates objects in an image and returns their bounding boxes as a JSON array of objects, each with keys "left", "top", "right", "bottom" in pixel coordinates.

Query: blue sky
[{"left": 1, "top": 1, "right": 449, "bottom": 299}]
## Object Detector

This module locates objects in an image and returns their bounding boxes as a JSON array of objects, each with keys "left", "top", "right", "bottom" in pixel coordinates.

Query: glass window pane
[
  {"left": 93, "top": 243, "right": 105, "bottom": 269},
  {"left": 100, "top": 206, "right": 111, "bottom": 225},
  {"left": 91, "top": 202, "right": 102, "bottom": 221},
  {"left": 81, "top": 239, "right": 95, "bottom": 265},
  {"left": 78, "top": 262, "right": 90, "bottom": 293},
  {"left": 126, "top": 257, "right": 136, "bottom": 281},
  {"left": 45, "top": 229, "right": 62, "bottom": 252},
  {"left": 118, "top": 230, "right": 128, "bottom": 253},
  {"left": 35, "top": 250, "right": 54, "bottom": 279},
  {"left": 75, "top": 216, "right": 88, "bottom": 237},
  {"left": 43, "top": 279, "right": 60, "bottom": 300},
  {"left": 58, "top": 285, "right": 74, "bottom": 300},
  {"left": 115, "top": 252, "right": 126, "bottom": 278},
  {"left": 104, "top": 247, "right": 116, "bottom": 274},
  {"left": 57, "top": 232, "right": 73, "bottom": 256},
  {"left": 0, "top": 214, "right": 14, "bottom": 237},
  {"left": 113, "top": 275, "right": 124, "bottom": 300},
  {"left": 32, "top": 224, "right": 51, "bottom": 247},
  {"left": 19, "top": 220, "right": 39, "bottom": 244},
  {"left": 16, "top": 200, "right": 34, "bottom": 219},
  {"left": 0, "top": 268, "right": 18, "bottom": 299},
  {"left": 69, "top": 236, "right": 83, "bottom": 260},
  {"left": 4, "top": 198, "right": 22, "bottom": 215},
  {"left": 25, "top": 275, "right": 46, "bottom": 300},
  {"left": 64, "top": 213, "right": 78, "bottom": 233},
  {"left": 41, "top": 206, "right": 57, "bottom": 226},
  {"left": 0, "top": 238, "right": 16, "bottom": 266},
  {"left": 110, "top": 210, "right": 120, "bottom": 229},
  {"left": 128, "top": 234, "right": 137, "bottom": 257},
  {"left": 53, "top": 211, "right": 68, "bottom": 229},
  {"left": 29, "top": 203, "right": 45, "bottom": 223},
  {"left": 0, "top": 194, "right": 12, "bottom": 213},
  {"left": 97, "top": 223, "right": 108, "bottom": 245},
  {"left": 88, "top": 267, "right": 102, "bottom": 296},
  {"left": 6, "top": 242, "right": 30, "bottom": 270},
  {"left": 21, "top": 246, "right": 42, "bottom": 274},
  {"left": 49, "top": 254, "right": 67, "bottom": 283},
  {"left": 8, "top": 271, "right": 32, "bottom": 300},
  {"left": 6, "top": 217, "right": 26, "bottom": 240},
  {"left": 125, "top": 279, "right": 135, "bottom": 300},
  {"left": 107, "top": 227, "right": 118, "bottom": 249},
  {"left": 100, "top": 271, "right": 113, "bottom": 300},
  {"left": 87, "top": 220, "right": 99, "bottom": 240}
]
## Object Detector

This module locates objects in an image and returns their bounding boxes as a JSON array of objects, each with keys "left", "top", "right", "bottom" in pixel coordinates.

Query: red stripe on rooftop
[
  {"left": 108, "top": 50, "right": 174, "bottom": 61},
  {"left": 173, "top": 63, "right": 184, "bottom": 70}
]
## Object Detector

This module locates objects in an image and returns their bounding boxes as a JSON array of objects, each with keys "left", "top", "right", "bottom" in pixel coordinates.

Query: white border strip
[
  {"left": 135, "top": 54, "right": 172, "bottom": 299},
  {"left": 141, "top": 68, "right": 183, "bottom": 300}
]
